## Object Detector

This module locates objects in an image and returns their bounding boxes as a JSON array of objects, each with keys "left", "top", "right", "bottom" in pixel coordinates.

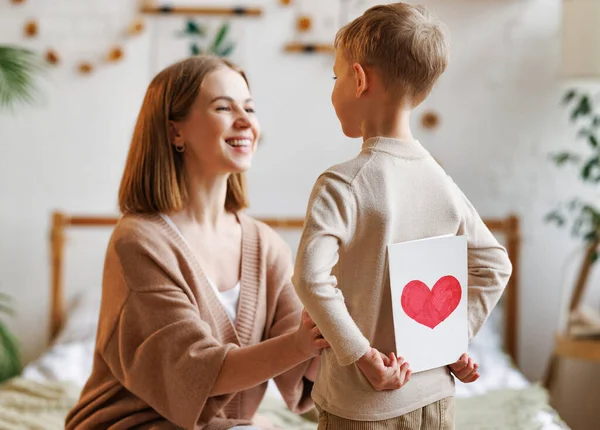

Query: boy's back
[
  {"left": 294, "top": 136, "right": 510, "bottom": 420},
  {"left": 292, "top": 2, "right": 512, "bottom": 426}
]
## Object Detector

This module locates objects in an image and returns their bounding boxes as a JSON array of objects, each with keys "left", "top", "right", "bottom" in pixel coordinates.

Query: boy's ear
[{"left": 352, "top": 63, "right": 369, "bottom": 97}]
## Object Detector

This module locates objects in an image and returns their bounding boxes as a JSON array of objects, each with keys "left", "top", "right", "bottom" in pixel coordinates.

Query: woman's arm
[{"left": 211, "top": 311, "right": 326, "bottom": 397}]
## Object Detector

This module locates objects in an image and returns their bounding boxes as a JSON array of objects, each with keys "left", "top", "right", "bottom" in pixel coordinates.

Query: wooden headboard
[{"left": 49, "top": 211, "right": 521, "bottom": 367}]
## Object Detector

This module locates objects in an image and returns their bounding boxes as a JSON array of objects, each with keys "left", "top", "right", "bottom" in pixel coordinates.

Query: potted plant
[
  {"left": 0, "top": 293, "right": 20, "bottom": 382},
  {"left": 0, "top": 44, "right": 44, "bottom": 381},
  {"left": 547, "top": 89, "right": 600, "bottom": 262},
  {"left": 0, "top": 45, "right": 43, "bottom": 109}
]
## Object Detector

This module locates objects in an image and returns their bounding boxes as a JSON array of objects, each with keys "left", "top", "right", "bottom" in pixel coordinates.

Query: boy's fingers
[{"left": 381, "top": 352, "right": 391, "bottom": 366}]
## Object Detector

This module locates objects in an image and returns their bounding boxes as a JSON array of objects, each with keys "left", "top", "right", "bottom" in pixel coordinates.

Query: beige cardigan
[
  {"left": 293, "top": 137, "right": 512, "bottom": 421},
  {"left": 65, "top": 213, "right": 313, "bottom": 430}
]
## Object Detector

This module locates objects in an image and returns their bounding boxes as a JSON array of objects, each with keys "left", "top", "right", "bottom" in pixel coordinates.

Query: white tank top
[{"left": 160, "top": 214, "right": 241, "bottom": 323}]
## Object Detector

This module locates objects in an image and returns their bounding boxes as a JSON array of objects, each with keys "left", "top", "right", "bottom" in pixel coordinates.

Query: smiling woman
[{"left": 64, "top": 56, "right": 328, "bottom": 430}]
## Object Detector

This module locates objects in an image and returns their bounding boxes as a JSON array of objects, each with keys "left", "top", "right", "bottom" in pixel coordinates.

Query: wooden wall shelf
[
  {"left": 284, "top": 43, "right": 335, "bottom": 54},
  {"left": 141, "top": 6, "right": 263, "bottom": 17}
]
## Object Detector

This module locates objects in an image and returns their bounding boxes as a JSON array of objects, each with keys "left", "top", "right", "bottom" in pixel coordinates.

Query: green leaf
[
  {"left": 186, "top": 20, "right": 205, "bottom": 36},
  {"left": 589, "top": 135, "right": 599, "bottom": 148},
  {"left": 591, "top": 250, "right": 599, "bottom": 263},
  {"left": 0, "top": 322, "right": 20, "bottom": 383},
  {"left": 563, "top": 89, "right": 577, "bottom": 105},
  {"left": 545, "top": 210, "right": 565, "bottom": 226},
  {"left": 216, "top": 43, "right": 235, "bottom": 57},
  {"left": 571, "top": 95, "right": 592, "bottom": 122},
  {"left": 572, "top": 214, "right": 585, "bottom": 236},
  {"left": 190, "top": 43, "right": 201, "bottom": 56},
  {"left": 581, "top": 156, "right": 600, "bottom": 180},
  {"left": 211, "top": 23, "right": 230, "bottom": 53},
  {"left": 568, "top": 198, "right": 581, "bottom": 211},
  {"left": 584, "top": 230, "right": 598, "bottom": 242},
  {"left": 0, "top": 304, "right": 14, "bottom": 317},
  {"left": 0, "top": 46, "right": 45, "bottom": 110},
  {"left": 551, "top": 151, "right": 580, "bottom": 166}
]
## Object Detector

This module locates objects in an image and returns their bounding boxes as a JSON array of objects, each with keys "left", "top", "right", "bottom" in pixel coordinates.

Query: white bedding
[{"left": 21, "top": 290, "right": 568, "bottom": 429}]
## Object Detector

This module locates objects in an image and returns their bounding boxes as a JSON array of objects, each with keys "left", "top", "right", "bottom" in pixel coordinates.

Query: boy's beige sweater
[
  {"left": 65, "top": 213, "right": 313, "bottom": 430},
  {"left": 293, "top": 137, "right": 512, "bottom": 421}
]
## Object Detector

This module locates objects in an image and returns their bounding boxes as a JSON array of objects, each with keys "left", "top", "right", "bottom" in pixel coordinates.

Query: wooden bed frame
[{"left": 49, "top": 211, "right": 521, "bottom": 367}]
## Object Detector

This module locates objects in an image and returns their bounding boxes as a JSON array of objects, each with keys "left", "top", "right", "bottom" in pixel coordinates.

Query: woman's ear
[
  {"left": 169, "top": 121, "right": 183, "bottom": 147},
  {"left": 353, "top": 63, "right": 369, "bottom": 97}
]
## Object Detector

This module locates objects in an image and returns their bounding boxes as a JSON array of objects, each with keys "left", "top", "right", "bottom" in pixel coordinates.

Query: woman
[{"left": 65, "top": 56, "right": 327, "bottom": 430}]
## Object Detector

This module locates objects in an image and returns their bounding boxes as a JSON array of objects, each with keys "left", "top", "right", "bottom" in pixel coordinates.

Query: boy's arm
[
  {"left": 454, "top": 184, "right": 513, "bottom": 340},
  {"left": 293, "top": 173, "right": 370, "bottom": 366}
]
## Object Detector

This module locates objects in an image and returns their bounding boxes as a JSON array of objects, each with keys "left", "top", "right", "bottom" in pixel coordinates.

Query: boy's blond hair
[{"left": 335, "top": 2, "right": 450, "bottom": 104}]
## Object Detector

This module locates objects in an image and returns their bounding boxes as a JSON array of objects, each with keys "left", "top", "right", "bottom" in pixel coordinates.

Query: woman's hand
[
  {"left": 449, "top": 353, "right": 480, "bottom": 383},
  {"left": 293, "top": 309, "right": 329, "bottom": 359}
]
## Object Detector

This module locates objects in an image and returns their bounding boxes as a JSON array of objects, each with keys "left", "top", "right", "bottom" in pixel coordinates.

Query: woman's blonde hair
[{"left": 119, "top": 56, "right": 250, "bottom": 215}]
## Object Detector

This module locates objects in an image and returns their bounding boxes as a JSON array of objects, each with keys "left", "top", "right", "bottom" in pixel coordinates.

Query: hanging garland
[{"left": 11, "top": 0, "right": 145, "bottom": 75}]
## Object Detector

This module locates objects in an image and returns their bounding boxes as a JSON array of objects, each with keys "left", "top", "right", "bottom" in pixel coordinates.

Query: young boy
[{"left": 292, "top": 3, "right": 512, "bottom": 429}]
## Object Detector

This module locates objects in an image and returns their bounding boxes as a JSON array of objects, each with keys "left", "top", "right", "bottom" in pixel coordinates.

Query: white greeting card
[{"left": 388, "top": 235, "right": 468, "bottom": 373}]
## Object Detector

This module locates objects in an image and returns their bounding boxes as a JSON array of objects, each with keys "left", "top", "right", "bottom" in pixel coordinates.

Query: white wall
[{"left": 0, "top": 0, "right": 591, "bottom": 382}]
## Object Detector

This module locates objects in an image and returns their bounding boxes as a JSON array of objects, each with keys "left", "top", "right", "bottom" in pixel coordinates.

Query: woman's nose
[{"left": 234, "top": 112, "right": 251, "bottom": 128}]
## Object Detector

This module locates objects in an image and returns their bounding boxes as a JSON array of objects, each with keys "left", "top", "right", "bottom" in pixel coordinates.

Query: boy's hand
[
  {"left": 356, "top": 347, "right": 411, "bottom": 391},
  {"left": 449, "top": 353, "right": 480, "bottom": 383}
]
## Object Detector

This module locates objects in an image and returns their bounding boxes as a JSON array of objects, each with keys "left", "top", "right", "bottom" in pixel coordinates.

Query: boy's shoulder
[{"left": 318, "top": 151, "right": 375, "bottom": 186}]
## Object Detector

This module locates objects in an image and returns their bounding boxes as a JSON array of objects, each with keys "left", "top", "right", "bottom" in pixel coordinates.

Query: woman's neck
[{"left": 176, "top": 168, "right": 231, "bottom": 229}]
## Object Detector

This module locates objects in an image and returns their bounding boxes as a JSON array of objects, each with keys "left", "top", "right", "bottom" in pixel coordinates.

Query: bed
[{"left": 0, "top": 211, "right": 569, "bottom": 429}]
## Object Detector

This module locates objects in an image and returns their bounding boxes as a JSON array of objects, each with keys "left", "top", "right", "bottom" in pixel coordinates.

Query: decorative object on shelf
[
  {"left": 280, "top": 0, "right": 293, "bottom": 5},
  {"left": 284, "top": 42, "right": 335, "bottom": 53},
  {"left": 141, "top": 1, "right": 262, "bottom": 17},
  {"left": 23, "top": 19, "right": 38, "bottom": 38},
  {"left": 421, "top": 111, "right": 440, "bottom": 130},
  {"left": 283, "top": 0, "right": 347, "bottom": 54},
  {"left": 178, "top": 19, "right": 235, "bottom": 57}
]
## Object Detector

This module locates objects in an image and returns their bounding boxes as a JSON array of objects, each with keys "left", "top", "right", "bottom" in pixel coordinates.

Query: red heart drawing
[{"left": 401, "top": 276, "right": 462, "bottom": 329}]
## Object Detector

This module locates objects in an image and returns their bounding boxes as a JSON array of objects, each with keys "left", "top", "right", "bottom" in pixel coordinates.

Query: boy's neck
[{"left": 361, "top": 104, "right": 414, "bottom": 142}]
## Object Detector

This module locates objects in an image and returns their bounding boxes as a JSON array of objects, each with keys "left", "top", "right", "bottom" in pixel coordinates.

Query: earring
[{"left": 175, "top": 144, "right": 185, "bottom": 153}]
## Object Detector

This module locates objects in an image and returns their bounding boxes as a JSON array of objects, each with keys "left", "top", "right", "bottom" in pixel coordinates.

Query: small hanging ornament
[
  {"left": 128, "top": 18, "right": 145, "bottom": 36},
  {"left": 297, "top": 16, "right": 312, "bottom": 32},
  {"left": 107, "top": 46, "right": 124, "bottom": 63},
  {"left": 45, "top": 49, "right": 60, "bottom": 65},
  {"left": 279, "top": 0, "right": 292, "bottom": 5},
  {"left": 11, "top": 0, "right": 26, "bottom": 4},
  {"left": 421, "top": 111, "right": 441, "bottom": 130},
  {"left": 24, "top": 20, "right": 38, "bottom": 37},
  {"left": 78, "top": 62, "right": 94, "bottom": 75}
]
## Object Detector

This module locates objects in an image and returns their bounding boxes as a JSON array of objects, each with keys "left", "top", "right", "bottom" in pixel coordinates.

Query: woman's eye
[
  {"left": 245, "top": 107, "right": 255, "bottom": 113},
  {"left": 333, "top": 76, "right": 337, "bottom": 80},
  {"left": 216, "top": 106, "right": 231, "bottom": 112}
]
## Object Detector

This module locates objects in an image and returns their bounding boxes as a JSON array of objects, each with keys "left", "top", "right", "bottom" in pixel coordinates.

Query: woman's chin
[{"left": 228, "top": 159, "right": 252, "bottom": 173}]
